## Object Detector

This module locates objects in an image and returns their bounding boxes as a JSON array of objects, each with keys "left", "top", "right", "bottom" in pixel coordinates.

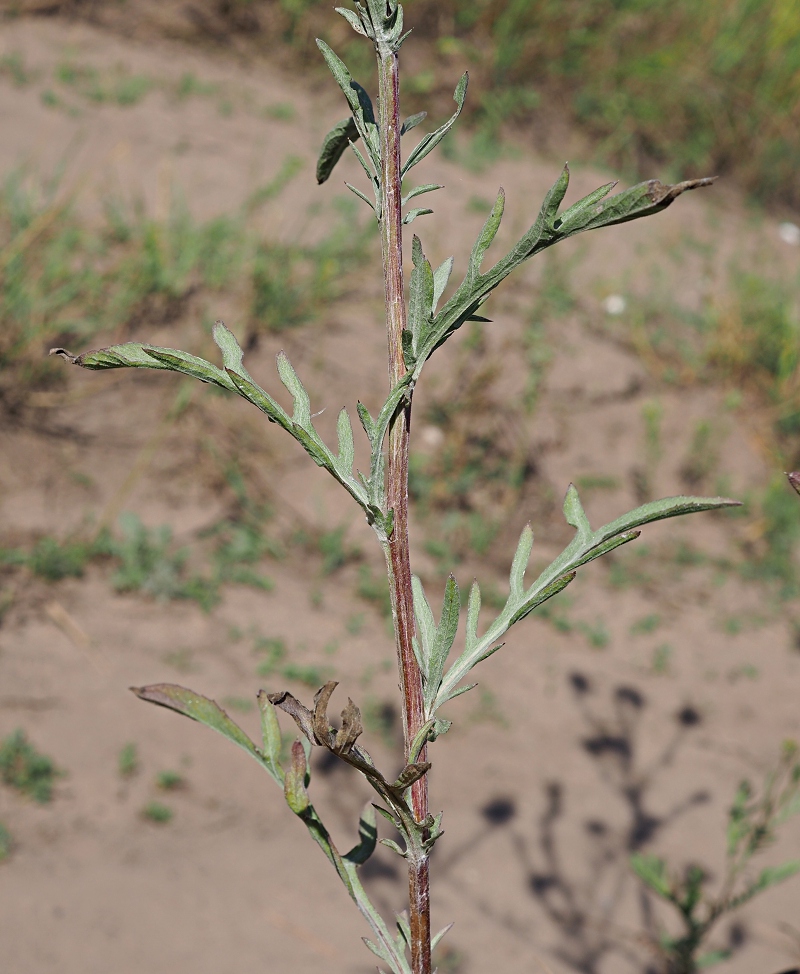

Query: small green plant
[
  {"left": 118, "top": 742, "right": 139, "bottom": 778},
  {"left": 156, "top": 770, "right": 184, "bottom": 790},
  {"left": 0, "top": 729, "right": 60, "bottom": 803},
  {"left": 52, "top": 4, "right": 742, "bottom": 973},
  {"left": 632, "top": 740, "right": 800, "bottom": 974},
  {"left": 142, "top": 801, "right": 173, "bottom": 824},
  {"left": 0, "top": 822, "right": 11, "bottom": 861}
]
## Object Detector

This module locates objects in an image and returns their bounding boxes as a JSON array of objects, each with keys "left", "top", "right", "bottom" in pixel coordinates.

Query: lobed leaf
[
  {"left": 433, "top": 486, "right": 738, "bottom": 714},
  {"left": 402, "top": 207, "right": 434, "bottom": 226}
]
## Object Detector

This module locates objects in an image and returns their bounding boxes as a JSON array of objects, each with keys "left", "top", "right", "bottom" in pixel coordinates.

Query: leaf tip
[{"left": 49, "top": 347, "right": 76, "bottom": 363}]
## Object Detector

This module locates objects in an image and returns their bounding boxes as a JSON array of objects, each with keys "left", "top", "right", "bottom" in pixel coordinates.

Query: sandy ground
[{"left": 1, "top": 15, "right": 800, "bottom": 974}]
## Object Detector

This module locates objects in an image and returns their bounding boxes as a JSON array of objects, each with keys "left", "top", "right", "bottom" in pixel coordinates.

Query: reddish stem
[{"left": 376, "top": 41, "right": 431, "bottom": 974}]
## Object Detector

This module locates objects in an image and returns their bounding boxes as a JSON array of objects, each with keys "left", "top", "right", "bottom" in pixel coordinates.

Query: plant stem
[{"left": 376, "top": 39, "right": 431, "bottom": 974}]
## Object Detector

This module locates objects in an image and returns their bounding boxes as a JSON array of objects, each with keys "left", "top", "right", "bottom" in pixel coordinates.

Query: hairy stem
[{"left": 376, "top": 38, "right": 431, "bottom": 974}]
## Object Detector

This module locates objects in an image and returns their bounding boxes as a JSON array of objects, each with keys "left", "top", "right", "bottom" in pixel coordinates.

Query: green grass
[
  {"left": 118, "top": 742, "right": 139, "bottom": 778},
  {"left": 156, "top": 770, "right": 184, "bottom": 790},
  {"left": 0, "top": 730, "right": 60, "bottom": 803},
  {"left": 0, "top": 166, "right": 371, "bottom": 414},
  {"left": 0, "top": 822, "right": 11, "bottom": 861},
  {"left": 142, "top": 801, "right": 173, "bottom": 823}
]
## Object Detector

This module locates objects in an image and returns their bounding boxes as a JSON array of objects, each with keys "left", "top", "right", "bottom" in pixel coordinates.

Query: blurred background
[{"left": 1, "top": 2, "right": 799, "bottom": 973}]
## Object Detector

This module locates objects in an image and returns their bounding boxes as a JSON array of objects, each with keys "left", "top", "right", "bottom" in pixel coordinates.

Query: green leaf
[
  {"left": 402, "top": 72, "right": 468, "bottom": 176},
  {"left": 131, "top": 684, "right": 267, "bottom": 768},
  {"left": 560, "top": 177, "right": 717, "bottom": 238},
  {"left": 508, "top": 572, "right": 575, "bottom": 624},
  {"left": 696, "top": 950, "right": 731, "bottom": 969},
  {"left": 212, "top": 320, "right": 249, "bottom": 377},
  {"left": 555, "top": 180, "right": 617, "bottom": 232},
  {"left": 426, "top": 574, "right": 460, "bottom": 710},
  {"left": 755, "top": 860, "right": 800, "bottom": 891},
  {"left": 509, "top": 524, "right": 534, "bottom": 599},
  {"left": 357, "top": 401, "right": 376, "bottom": 441},
  {"left": 276, "top": 351, "right": 312, "bottom": 428},
  {"left": 465, "top": 579, "right": 481, "bottom": 653},
  {"left": 344, "top": 803, "right": 378, "bottom": 864},
  {"left": 408, "top": 236, "right": 435, "bottom": 350},
  {"left": 51, "top": 342, "right": 236, "bottom": 392},
  {"left": 344, "top": 181, "right": 377, "bottom": 213},
  {"left": 226, "top": 369, "right": 293, "bottom": 431},
  {"left": 630, "top": 853, "right": 672, "bottom": 899},
  {"left": 403, "top": 207, "right": 434, "bottom": 225},
  {"left": 257, "top": 690, "right": 284, "bottom": 782},
  {"left": 563, "top": 483, "right": 591, "bottom": 541},
  {"left": 540, "top": 162, "right": 570, "bottom": 230},
  {"left": 467, "top": 188, "right": 505, "bottom": 282},
  {"left": 336, "top": 407, "right": 355, "bottom": 476},
  {"left": 432, "top": 256, "right": 454, "bottom": 312},
  {"left": 316, "top": 41, "right": 380, "bottom": 172},
  {"left": 317, "top": 117, "right": 360, "bottom": 184},
  {"left": 335, "top": 5, "right": 369, "bottom": 36},
  {"left": 591, "top": 494, "right": 740, "bottom": 547},
  {"left": 400, "top": 111, "right": 427, "bottom": 135},
  {"left": 409, "top": 174, "right": 715, "bottom": 385},
  {"left": 402, "top": 183, "right": 443, "bottom": 206},
  {"left": 431, "top": 922, "right": 454, "bottom": 952},
  {"left": 411, "top": 574, "right": 436, "bottom": 676}
]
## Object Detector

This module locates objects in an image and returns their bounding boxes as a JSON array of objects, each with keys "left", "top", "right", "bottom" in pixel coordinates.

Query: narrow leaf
[
  {"left": 226, "top": 369, "right": 292, "bottom": 430},
  {"left": 131, "top": 684, "right": 264, "bottom": 766},
  {"left": 276, "top": 352, "right": 312, "bottom": 428},
  {"left": 465, "top": 579, "right": 481, "bottom": 653},
  {"left": 563, "top": 483, "right": 591, "bottom": 541},
  {"left": 631, "top": 853, "right": 672, "bottom": 899},
  {"left": 755, "top": 861, "right": 800, "bottom": 890},
  {"left": 541, "top": 163, "right": 570, "bottom": 229},
  {"left": 335, "top": 6, "right": 368, "bottom": 36},
  {"left": 592, "top": 495, "right": 740, "bottom": 547},
  {"left": 51, "top": 343, "right": 235, "bottom": 392},
  {"left": 561, "top": 177, "right": 717, "bottom": 237},
  {"left": 344, "top": 803, "right": 378, "bottom": 864},
  {"left": 509, "top": 524, "right": 534, "bottom": 599},
  {"left": 431, "top": 923, "right": 454, "bottom": 952},
  {"left": 400, "top": 111, "right": 427, "bottom": 135},
  {"left": 317, "top": 117, "right": 360, "bottom": 184},
  {"left": 555, "top": 180, "right": 617, "bottom": 231},
  {"left": 402, "top": 183, "right": 443, "bottom": 207},
  {"left": 573, "top": 530, "right": 640, "bottom": 569},
  {"left": 357, "top": 401, "right": 376, "bottom": 441},
  {"left": 408, "top": 236, "right": 435, "bottom": 348},
  {"left": 432, "top": 256, "right": 454, "bottom": 312},
  {"left": 467, "top": 188, "right": 505, "bottom": 280},
  {"left": 403, "top": 207, "right": 434, "bottom": 225},
  {"left": 257, "top": 690, "right": 284, "bottom": 781},
  {"left": 345, "top": 181, "right": 376, "bottom": 212},
  {"left": 411, "top": 574, "right": 436, "bottom": 675},
  {"left": 509, "top": 571, "right": 575, "bottom": 624},
  {"left": 402, "top": 72, "right": 468, "bottom": 175},
  {"left": 336, "top": 407, "right": 355, "bottom": 475},
  {"left": 426, "top": 574, "right": 460, "bottom": 707},
  {"left": 212, "top": 320, "right": 248, "bottom": 377}
]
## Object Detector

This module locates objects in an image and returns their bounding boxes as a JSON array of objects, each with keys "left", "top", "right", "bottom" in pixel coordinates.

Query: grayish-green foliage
[{"left": 50, "top": 2, "right": 764, "bottom": 972}]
